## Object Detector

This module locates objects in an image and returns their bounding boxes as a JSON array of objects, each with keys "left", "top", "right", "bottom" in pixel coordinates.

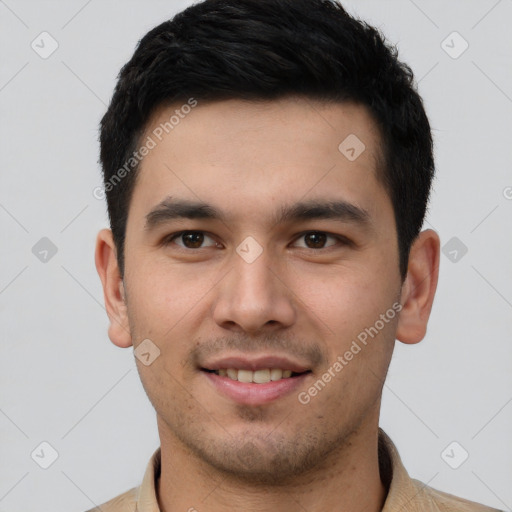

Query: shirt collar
[
  {"left": 378, "top": 427, "right": 438, "bottom": 512},
  {"left": 135, "top": 445, "right": 161, "bottom": 512}
]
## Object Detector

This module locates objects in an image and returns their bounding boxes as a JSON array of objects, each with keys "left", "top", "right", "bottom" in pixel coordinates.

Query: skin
[{"left": 95, "top": 97, "right": 440, "bottom": 512}]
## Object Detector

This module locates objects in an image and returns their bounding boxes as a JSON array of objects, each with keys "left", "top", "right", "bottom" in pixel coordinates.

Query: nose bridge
[
  {"left": 233, "top": 248, "right": 276, "bottom": 300},
  {"left": 212, "top": 244, "right": 295, "bottom": 331}
]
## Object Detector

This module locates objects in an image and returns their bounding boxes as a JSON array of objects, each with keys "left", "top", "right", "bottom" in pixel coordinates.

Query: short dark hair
[{"left": 99, "top": 0, "right": 434, "bottom": 280}]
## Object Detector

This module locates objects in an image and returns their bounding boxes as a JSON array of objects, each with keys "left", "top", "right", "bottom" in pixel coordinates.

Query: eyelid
[
  {"left": 291, "top": 231, "right": 351, "bottom": 249},
  {"left": 162, "top": 230, "right": 220, "bottom": 249},
  {"left": 162, "top": 230, "right": 351, "bottom": 250}
]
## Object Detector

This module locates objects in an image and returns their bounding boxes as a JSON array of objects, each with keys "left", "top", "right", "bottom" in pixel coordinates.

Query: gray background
[{"left": 1, "top": 1, "right": 511, "bottom": 511}]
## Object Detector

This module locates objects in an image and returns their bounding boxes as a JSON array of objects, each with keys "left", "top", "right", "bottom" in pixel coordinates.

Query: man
[{"left": 92, "top": 0, "right": 501, "bottom": 510}]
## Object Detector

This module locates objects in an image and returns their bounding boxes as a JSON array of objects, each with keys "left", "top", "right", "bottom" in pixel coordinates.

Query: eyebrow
[{"left": 144, "top": 196, "right": 371, "bottom": 232}]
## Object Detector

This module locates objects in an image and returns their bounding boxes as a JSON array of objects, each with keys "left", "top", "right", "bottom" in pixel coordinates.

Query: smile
[{"left": 201, "top": 369, "right": 312, "bottom": 405}]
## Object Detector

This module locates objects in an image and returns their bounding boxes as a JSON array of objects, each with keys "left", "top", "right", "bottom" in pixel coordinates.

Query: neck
[{"left": 156, "top": 418, "right": 387, "bottom": 512}]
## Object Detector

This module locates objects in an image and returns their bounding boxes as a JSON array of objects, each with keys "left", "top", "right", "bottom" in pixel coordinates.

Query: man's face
[{"left": 121, "top": 97, "right": 402, "bottom": 482}]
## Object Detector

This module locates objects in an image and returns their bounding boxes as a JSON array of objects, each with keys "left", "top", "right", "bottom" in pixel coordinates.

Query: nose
[{"left": 211, "top": 248, "right": 296, "bottom": 334}]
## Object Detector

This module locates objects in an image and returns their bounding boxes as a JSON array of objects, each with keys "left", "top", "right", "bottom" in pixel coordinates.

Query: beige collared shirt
[{"left": 86, "top": 428, "right": 502, "bottom": 511}]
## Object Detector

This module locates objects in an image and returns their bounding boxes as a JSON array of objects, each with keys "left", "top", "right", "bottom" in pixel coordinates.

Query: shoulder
[
  {"left": 83, "top": 486, "right": 138, "bottom": 512},
  {"left": 411, "top": 478, "right": 504, "bottom": 512}
]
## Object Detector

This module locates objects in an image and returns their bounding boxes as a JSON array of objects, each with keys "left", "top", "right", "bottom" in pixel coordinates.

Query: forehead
[
  {"left": 129, "top": 97, "right": 389, "bottom": 228},
  {"left": 142, "top": 96, "right": 383, "bottom": 170}
]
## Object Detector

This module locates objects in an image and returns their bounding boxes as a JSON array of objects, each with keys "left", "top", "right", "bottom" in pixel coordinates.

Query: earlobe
[
  {"left": 396, "top": 229, "right": 440, "bottom": 345},
  {"left": 94, "top": 229, "right": 133, "bottom": 348}
]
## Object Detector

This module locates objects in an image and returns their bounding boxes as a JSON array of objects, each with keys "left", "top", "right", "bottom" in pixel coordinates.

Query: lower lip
[{"left": 202, "top": 371, "right": 310, "bottom": 406}]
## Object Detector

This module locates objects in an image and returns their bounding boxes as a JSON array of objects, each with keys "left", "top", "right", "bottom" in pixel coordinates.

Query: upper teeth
[{"left": 216, "top": 368, "right": 293, "bottom": 383}]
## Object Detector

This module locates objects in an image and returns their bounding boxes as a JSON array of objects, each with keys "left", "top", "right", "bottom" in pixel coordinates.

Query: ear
[
  {"left": 396, "top": 229, "right": 440, "bottom": 344},
  {"left": 94, "top": 228, "right": 132, "bottom": 348}
]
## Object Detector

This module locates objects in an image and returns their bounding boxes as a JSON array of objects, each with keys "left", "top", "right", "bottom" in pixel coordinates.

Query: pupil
[
  {"left": 183, "top": 232, "right": 204, "bottom": 248},
  {"left": 306, "top": 232, "right": 326, "bottom": 248}
]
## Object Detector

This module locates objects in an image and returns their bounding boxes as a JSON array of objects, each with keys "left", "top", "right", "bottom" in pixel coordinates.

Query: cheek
[
  {"left": 129, "top": 263, "right": 214, "bottom": 322},
  {"left": 292, "top": 263, "right": 395, "bottom": 330},
  {"left": 135, "top": 355, "right": 189, "bottom": 421}
]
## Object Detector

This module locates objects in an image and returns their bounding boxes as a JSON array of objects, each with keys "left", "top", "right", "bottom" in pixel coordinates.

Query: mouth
[
  {"left": 200, "top": 367, "right": 313, "bottom": 405},
  {"left": 201, "top": 367, "right": 311, "bottom": 383}
]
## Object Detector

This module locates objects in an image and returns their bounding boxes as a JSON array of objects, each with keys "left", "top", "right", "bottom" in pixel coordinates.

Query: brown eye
[
  {"left": 304, "top": 232, "right": 327, "bottom": 248},
  {"left": 164, "top": 231, "right": 218, "bottom": 249},
  {"left": 181, "top": 232, "right": 205, "bottom": 248},
  {"left": 294, "top": 231, "right": 339, "bottom": 249}
]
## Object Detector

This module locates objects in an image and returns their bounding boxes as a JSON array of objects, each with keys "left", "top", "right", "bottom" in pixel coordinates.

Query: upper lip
[{"left": 200, "top": 355, "right": 311, "bottom": 373}]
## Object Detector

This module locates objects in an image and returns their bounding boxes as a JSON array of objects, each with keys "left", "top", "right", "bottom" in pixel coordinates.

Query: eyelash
[{"left": 161, "top": 230, "right": 351, "bottom": 251}]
